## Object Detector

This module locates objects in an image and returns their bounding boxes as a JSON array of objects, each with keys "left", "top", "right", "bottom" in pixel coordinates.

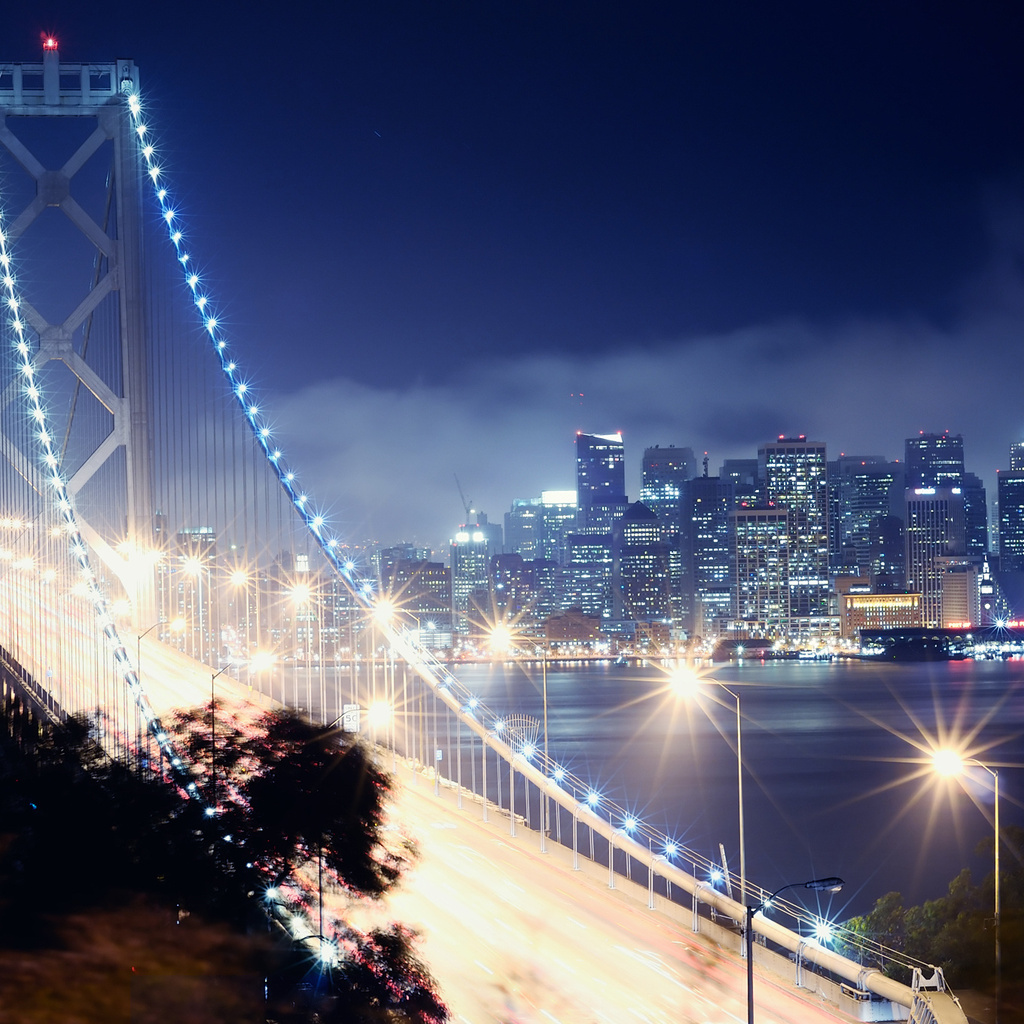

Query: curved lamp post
[
  {"left": 932, "top": 750, "right": 1001, "bottom": 1021},
  {"left": 210, "top": 664, "right": 231, "bottom": 811},
  {"left": 746, "top": 876, "right": 844, "bottom": 1024},
  {"left": 674, "top": 668, "right": 746, "bottom": 905}
]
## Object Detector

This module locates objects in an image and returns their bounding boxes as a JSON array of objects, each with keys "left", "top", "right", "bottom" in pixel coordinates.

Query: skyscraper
[
  {"left": 576, "top": 431, "right": 627, "bottom": 531},
  {"left": 612, "top": 502, "right": 671, "bottom": 621},
  {"left": 731, "top": 507, "right": 790, "bottom": 635},
  {"left": 904, "top": 432, "right": 965, "bottom": 489},
  {"left": 450, "top": 519, "right": 491, "bottom": 634},
  {"left": 904, "top": 486, "right": 966, "bottom": 628},
  {"left": 998, "top": 470, "right": 1024, "bottom": 572},
  {"left": 640, "top": 445, "right": 695, "bottom": 535},
  {"left": 681, "top": 474, "right": 733, "bottom": 637},
  {"left": 758, "top": 436, "right": 830, "bottom": 631},
  {"left": 826, "top": 455, "right": 891, "bottom": 573}
]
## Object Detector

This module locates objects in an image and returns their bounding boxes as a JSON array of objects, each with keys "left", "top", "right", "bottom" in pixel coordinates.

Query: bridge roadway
[
  {"left": 0, "top": 573, "right": 962, "bottom": 1023},
  {"left": 346, "top": 759, "right": 857, "bottom": 1024}
]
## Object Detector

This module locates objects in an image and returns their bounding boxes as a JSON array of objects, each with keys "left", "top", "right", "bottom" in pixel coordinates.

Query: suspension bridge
[{"left": 0, "top": 46, "right": 969, "bottom": 1024}]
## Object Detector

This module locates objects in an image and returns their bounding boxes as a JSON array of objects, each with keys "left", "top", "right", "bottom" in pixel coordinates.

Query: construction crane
[{"left": 454, "top": 473, "right": 474, "bottom": 523}]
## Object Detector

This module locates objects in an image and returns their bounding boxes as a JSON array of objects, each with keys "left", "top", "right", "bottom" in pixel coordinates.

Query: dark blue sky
[{"left": 7, "top": 3, "right": 1024, "bottom": 548}]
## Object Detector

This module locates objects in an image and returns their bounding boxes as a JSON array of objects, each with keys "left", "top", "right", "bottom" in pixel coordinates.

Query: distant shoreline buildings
[
  {"left": 382, "top": 429, "right": 1024, "bottom": 653},
  {"left": 161, "top": 430, "right": 1024, "bottom": 662}
]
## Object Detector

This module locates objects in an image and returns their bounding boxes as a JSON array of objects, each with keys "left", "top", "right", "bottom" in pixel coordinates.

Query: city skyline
[{"left": 4, "top": 5, "right": 1022, "bottom": 553}]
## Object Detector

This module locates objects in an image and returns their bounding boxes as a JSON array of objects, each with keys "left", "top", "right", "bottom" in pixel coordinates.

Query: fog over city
[{"left": 276, "top": 216, "right": 1024, "bottom": 553}]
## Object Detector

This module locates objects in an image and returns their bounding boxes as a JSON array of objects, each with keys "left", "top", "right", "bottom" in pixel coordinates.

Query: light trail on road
[{"left": 347, "top": 764, "right": 855, "bottom": 1024}]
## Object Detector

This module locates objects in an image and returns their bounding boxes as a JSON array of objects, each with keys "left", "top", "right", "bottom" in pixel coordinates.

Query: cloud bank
[{"left": 270, "top": 288, "right": 1022, "bottom": 560}]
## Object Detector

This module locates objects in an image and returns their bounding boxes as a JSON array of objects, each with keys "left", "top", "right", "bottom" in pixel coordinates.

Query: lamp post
[
  {"left": 137, "top": 618, "right": 184, "bottom": 770},
  {"left": 932, "top": 751, "right": 1001, "bottom": 1021},
  {"left": 675, "top": 669, "right": 746, "bottom": 905},
  {"left": 746, "top": 876, "right": 844, "bottom": 1024},
  {"left": 210, "top": 663, "right": 232, "bottom": 810},
  {"left": 540, "top": 641, "right": 549, "bottom": 851}
]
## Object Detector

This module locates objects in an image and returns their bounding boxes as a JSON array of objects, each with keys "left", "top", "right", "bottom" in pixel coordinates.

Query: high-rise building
[
  {"left": 936, "top": 556, "right": 981, "bottom": 628},
  {"left": 841, "top": 460, "right": 903, "bottom": 576},
  {"left": 1009, "top": 442, "right": 1024, "bottom": 472},
  {"left": 564, "top": 532, "right": 614, "bottom": 618},
  {"left": 611, "top": 502, "right": 671, "bottom": 621},
  {"left": 962, "top": 472, "right": 988, "bottom": 557},
  {"left": 450, "top": 519, "right": 492, "bottom": 634},
  {"left": 505, "top": 491, "right": 578, "bottom": 564},
  {"left": 489, "top": 553, "right": 534, "bottom": 623},
  {"left": 827, "top": 455, "right": 892, "bottom": 573},
  {"left": 998, "top": 470, "right": 1024, "bottom": 572},
  {"left": 904, "top": 486, "right": 966, "bottom": 628},
  {"left": 576, "top": 431, "right": 627, "bottom": 531},
  {"left": 731, "top": 507, "right": 790, "bottom": 636},
  {"left": 504, "top": 497, "right": 541, "bottom": 559},
  {"left": 758, "top": 436, "right": 830, "bottom": 628},
  {"left": 681, "top": 475, "right": 733, "bottom": 637},
  {"left": 720, "top": 458, "right": 760, "bottom": 507},
  {"left": 537, "top": 490, "right": 577, "bottom": 564},
  {"left": 640, "top": 445, "right": 695, "bottom": 535},
  {"left": 867, "top": 514, "right": 906, "bottom": 591},
  {"left": 905, "top": 432, "right": 965, "bottom": 489}
]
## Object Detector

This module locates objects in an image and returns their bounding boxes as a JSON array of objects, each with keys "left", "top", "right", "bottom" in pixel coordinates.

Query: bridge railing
[{"left": 380, "top": 622, "right": 968, "bottom": 1024}]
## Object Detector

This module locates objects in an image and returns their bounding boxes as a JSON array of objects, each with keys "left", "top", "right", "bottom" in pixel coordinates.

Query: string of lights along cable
[
  {"left": 0, "top": 53, "right": 937, "bottom": 1000},
  {"left": 123, "top": 79, "right": 831, "bottom": 926}
]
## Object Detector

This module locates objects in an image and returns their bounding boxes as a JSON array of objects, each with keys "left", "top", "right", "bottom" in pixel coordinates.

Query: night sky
[{"left": 6, "top": 3, "right": 1024, "bottom": 552}]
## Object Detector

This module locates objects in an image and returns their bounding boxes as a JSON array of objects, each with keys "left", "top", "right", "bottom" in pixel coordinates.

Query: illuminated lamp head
[{"left": 43, "top": 36, "right": 58, "bottom": 51}]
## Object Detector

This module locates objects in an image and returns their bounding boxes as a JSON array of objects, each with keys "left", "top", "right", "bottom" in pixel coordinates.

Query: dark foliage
[
  {"left": 842, "top": 828, "right": 1024, "bottom": 1006},
  {"left": 0, "top": 700, "right": 447, "bottom": 1023}
]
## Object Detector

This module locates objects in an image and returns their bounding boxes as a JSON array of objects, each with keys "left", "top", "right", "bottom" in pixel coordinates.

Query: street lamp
[
  {"left": 210, "top": 663, "right": 232, "bottom": 811},
  {"left": 674, "top": 668, "right": 746, "bottom": 905},
  {"left": 491, "top": 625, "right": 552, "bottom": 852},
  {"left": 136, "top": 618, "right": 184, "bottom": 767},
  {"left": 746, "top": 876, "right": 844, "bottom": 1024},
  {"left": 932, "top": 750, "right": 1001, "bottom": 1020}
]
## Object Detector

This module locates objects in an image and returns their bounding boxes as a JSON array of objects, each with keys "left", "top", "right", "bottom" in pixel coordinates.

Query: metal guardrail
[{"left": 386, "top": 626, "right": 969, "bottom": 1024}]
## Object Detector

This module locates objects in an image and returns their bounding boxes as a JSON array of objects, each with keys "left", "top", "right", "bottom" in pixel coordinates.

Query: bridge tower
[{"left": 0, "top": 44, "right": 155, "bottom": 624}]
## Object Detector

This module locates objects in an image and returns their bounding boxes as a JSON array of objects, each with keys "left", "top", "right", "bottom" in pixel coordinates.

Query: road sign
[{"left": 342, "top": 703, "right": 360, "bottom": 732}]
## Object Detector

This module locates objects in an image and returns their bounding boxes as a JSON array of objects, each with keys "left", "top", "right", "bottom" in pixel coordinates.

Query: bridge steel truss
[
  {"left": 0, "top": 51, "right": 969, "bottom": 1024},
  {"left": 0, "top": 53, "right": 155, "bottom": 620}
]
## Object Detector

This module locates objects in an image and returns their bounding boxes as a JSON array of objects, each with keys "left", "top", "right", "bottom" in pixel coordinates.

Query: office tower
[
  {"left": 640, "top": 445, "right": 695, "bottom": 535},
  {"left": 681, "top": 475, "right": 734, "bottom": 637},
  {"left": 505, "top": 490, "right": 579, "bottom": 565},
  {"left": 538, "top": 490, "right": 578, "bottom": 564},
  {"left": 731, "top": 507, "right": 790, "bottom": 635},
  {"left": 935, "top": 557, "right": 981, "bottom": 628},
  {"left": 1010, "top": 442, "right": 1024, "bottom": 472},
  {"left": 998, "top": 470, "right": 1024, "bottom": 572},
  {"left": 450, "top": 519, "right": 492, "bottom": 634},
  {"left": 489, "top": 553, "right": 534, "bottom": 623},
  {"left": 377, "top": 543, "right": 433, "bottom": 582},
  {"left": 842, "top": 460, "right": 903, "bottom": 576},
  {"left": 576, "top": 431, "right": 627, "bottom": 531},
  {"left": 504, "top": 497, "right": 541, "bottom": 559},
  {"left": 565, "top": 532, "right": 614, "bottom": 618},
  {"left": 612, "top": 502, "right": 671, "bottom": 621},
  {"left": 720, "top": 458, "right": 760, "bottom": 506},
  {"left": 758, "top": 437, "right": 830, "bottom": 628},
  {"left": 867, "top": 514, "right": 906, "bottom": 591},
  {"left": 961, "top": 472, "right": 988, "bottom": 557},
  {"left": 640, "top": 446, "right": 694, "bottom": 625},
  {"left": 827, "top": 455, "right": 891, "bottom": 572},
  {"left": 905, "top": 432, "right": 965, "bottom": 489},
  {"left": 904, "top": 487, "right": 966, "bottom": 628},
  {"left": 379, "top": 557, "right": 451, "bottom": 629}
]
